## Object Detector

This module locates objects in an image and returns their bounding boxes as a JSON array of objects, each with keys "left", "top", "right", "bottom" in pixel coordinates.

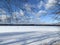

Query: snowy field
[
  {"left": 0, "top": 26, "right": 60, "bottom": 45},
  {"left": 0, "top": 31, "right": 60, "bottom": 45}
]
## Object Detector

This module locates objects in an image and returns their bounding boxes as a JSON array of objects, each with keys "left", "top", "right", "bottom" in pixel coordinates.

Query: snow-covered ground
[
  {"left": 0, "top": 26, "right": 60, "bottom": 33},
  {"left": 0, "top": 26, "right": 60, "bottom": 45},
  {"left": 0, "top": 31, "right": 60, "bottom": 45}
]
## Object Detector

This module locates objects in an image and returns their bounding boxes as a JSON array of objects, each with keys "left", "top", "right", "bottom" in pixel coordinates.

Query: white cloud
[
  {"left": 19, "top": 9, "right": 24, "bottom": 16},
  {"left": 1, "top": 15, "right": 7, "bottom": 20},
  {"left": 24, "top": 3, "right": 47, "bottom": 17},
  {"left": 24, "top": 4, "right": 32, "bottom": 11},
  {"left": 36, "top": 10, "right": 47, "bottom": 16},
  {"left": 12, "top": 12, "right": 18, "bottom": 19},
  {"left": 45, "top": 0, "right": 57, "bottom": 9},
  {"left": 12, "top": 9, "right": 24, "bottom": 18},
  {"left": 58, "top": 2, "right": 60, "bottom": 4},
  {"left": 24, "top": 3, "right": 37, "bottom": 16},
  {"left": 0, "top": 9, "right": 7, "bottom": 20},
  {"left": 37, "top": 1, "right": 45, "bottom": 9}
]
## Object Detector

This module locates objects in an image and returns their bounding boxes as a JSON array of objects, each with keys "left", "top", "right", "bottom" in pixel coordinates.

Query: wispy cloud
[{"left": 24, "top": 2, "right": 47, "bottom": 17}]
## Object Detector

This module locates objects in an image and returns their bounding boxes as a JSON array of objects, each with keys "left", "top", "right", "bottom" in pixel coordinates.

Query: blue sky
[{"left": 0, "top": 0, "right": 60, "bottom": 24}]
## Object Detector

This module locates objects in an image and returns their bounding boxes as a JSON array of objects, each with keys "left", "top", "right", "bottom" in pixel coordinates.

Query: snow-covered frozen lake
[
  {"left": 0, "top": 26, "right": 60, "bottom": 33},
  {"left": 0, "top": 26, "right": 60, "bottom": 45}
]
